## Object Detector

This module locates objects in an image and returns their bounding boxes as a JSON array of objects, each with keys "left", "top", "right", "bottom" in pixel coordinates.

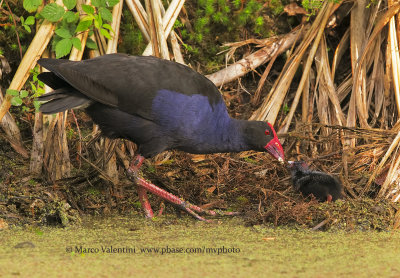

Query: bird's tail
[{"left": 36, "top": 72, "right": 91, "bottom": 114}]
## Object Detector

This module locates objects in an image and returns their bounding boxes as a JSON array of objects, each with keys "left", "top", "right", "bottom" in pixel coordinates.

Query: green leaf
[
  {"left": 63, "top": 11, "right": 78, "bottom": 23},
  {"left": 55, "top": 28, "right": 72, "bottom": 39},
  {"left": 94, "top": 14, "right": 102, "bottom": 28},
  {"left": 6, "top": 89, "right": 19, "bottom": 96},
  {"left": 55, "top": 38, "right": 73, "bottom": 58},
  {"left": 25, "top": 16, "right": 35, "bottom": 25},
  {"left": 20, "top": 90, "right": 29, "bottom": 98},
  {"left": 34, "top": 101, "right": 41, "bottom": 112},
  {"left": 92, "top": 0, "right": 105, "bottom": 7},
  {"left": 30, "top": 82, "right": 37, "bottom": 92},
  {"left": 82, "top": 4, "right": 95, "bottom": 15},
  {"left": 99, "top": 7, "right": 112, "bottom": 22},
  {"left": 105, "top": 0, "right": 119, "bottom": 7},
  {"left": 40, "top": 3, "right": 65, "bottom": 22},
  {"left": 81, "top": 14, "right": 95, "bottom": 21},
  {"left": 20, "top": 16, "right": 25, "bottom": 24},
  {"left": 37, "top": 86, "right": 45, "bottom": 95},
  {"left": 71, "top": 37, "right": 82, "bottom": 51},
  {"left": 63, "top": 0, "right": 76, "bottom": 10},
  {"left": 102, "top": 23, "right": 113, "bottom": 33},
  {"left": 23, "top": 0, "right": 42, "bottom": 13},
  {"left": 100, "top": 28, "right": 111, "bottom": 39},
  {"left": 23, "top": 25, "right": 32, "bottom": 33},
  {"left": 11, "top": 97, "right": 23, "bottom": 106},
  {"left": 85, "top": 37, "right": 98, "bottom": 49},
  {"left": 75, "top": 19, "right": 92, "bottom": 33}
]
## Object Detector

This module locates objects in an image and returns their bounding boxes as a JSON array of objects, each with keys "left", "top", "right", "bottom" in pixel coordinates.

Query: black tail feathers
[{"left": 37, "top": 89, "right": 91, "bottom": 114}]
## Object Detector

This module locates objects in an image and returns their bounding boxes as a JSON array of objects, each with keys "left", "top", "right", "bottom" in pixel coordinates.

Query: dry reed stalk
[
  {"left": 105, "top": 0, "right": 124, "bottom": 184},
  {"left": 380, "top": 151, "right": 400, "bottom": 199},
  {"left": 251, "top": 52, "right": 279, "bottom": 105},
  {"left": 30, "top": 49, "right": 51, "bottom": 176},
  {"left": 93, "top": 28, "right": 107, "bottom": 55},
  {"left": 349, "top": 1, "right": 400, "bottom": 127},
  {"left": 250, "top": 2, "right": 332, "bottom": 124},
  {"left": 318, "top": 36, "right": 345, "bottom": 126},
  {"left": 364, "top": 128, "right": 400, "bottom": 193},
  {"left": 148, "top": 0, "right": 169, "bottom": 59},
  {"left": 389, "top": 16, "right": 400, "bottom": 114},
  {"left": 301, "top": 66, "right": 310, "bottom": 124},
  {"left": 369, "top": 35, "right": 385, "bottom": 126},
  {"left": 45, "top": 0, "right": 101, "bottom": 180},
  {"left": 144, "top": 0, "right": 159, "bottom": 57},
  {"left": 30, "top": 110, "right": 44, "bottom": 174},
  {"left": 125, "top": 0, "right": 150, "bottom": 41},
  {"left": 348, "top": 0, "right": 369, "bottom": 130},
  {"left": 343, "top": 2, "right": 400, "bottom": 179},
  {"left": 106, "top": 0, "right": 124, "bottom": 54},
  {"left": 70, "top": 0, "right": 92, "bottom": 60},
  {"left": 142, "top": 0, "right": 185, "bottom": 56},
  {"left": 266, "top": 2, "right": 334, "bottom": 128},
  {"left": 169, "top": 31, "right": 184, "bottom": 64},
  {"left": 0, "top": 0, "right": 64, "bottom": 122},
  {"left": 331, "top": 29, "right": 349, "bottom": 80},
  {"left": 88, "top": 34, "right": 101, "bottom": 58},
  {"left": 126, "top": 0, "right": 184, "bottom": 60},
  {"left": 207, "top": 27, "right": 306, "bottom": 87},
  {"left": 0, "top": 90, "right": 28, "bottom": 158},
  {"left": 393, "top": 209, "right": 400, "bottom": 229},
  {"left": 336, "top": 75, "right": 352, "bottom": 103},
  {"left": 157, "top": 0, "right": 184, "bottom": 63}
]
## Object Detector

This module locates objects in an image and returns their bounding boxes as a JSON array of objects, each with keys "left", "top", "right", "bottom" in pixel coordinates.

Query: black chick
[{"left": 288, "top": 161, "right": 343, "bottom": 202}]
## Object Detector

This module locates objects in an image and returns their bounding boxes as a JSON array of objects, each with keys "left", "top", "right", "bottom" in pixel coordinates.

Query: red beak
[{"left": 264, "top": 123, "right": 285, "bottom": 163}]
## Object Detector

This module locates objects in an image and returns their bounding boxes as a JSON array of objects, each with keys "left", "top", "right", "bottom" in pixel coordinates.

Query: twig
[
  {"left": 77, "top": 152, "right": 116, "bottom": 184},
  {"left": 4, "top": 0, "right": 22, "bottom": 60},
  {"left": 70, "top": 109, "right": 82, "bottom": 167},
  {"left": 311, "top": 218, "right": 330, "bottom": 231}
]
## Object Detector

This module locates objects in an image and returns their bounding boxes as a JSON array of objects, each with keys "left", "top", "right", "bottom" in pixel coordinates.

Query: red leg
[
  {"left": 127, "top": 155, "right": 153, "bottom": 218},
  {"left": 137, "top": 187, "right": 153, "bottom": 218},
  {"left": 127, "top": 155, "right": 239, "bottom": 221},
  {"left": 136, "top": 177, "right": 211, "bottom": 221}
]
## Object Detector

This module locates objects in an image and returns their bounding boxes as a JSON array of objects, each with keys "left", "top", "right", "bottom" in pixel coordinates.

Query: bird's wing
[
  {"left": 38, "top": 54, "right": 222, "bottom": 121},
  {"left": 293, "top": 175, "right": 312, "bottom": 190}
]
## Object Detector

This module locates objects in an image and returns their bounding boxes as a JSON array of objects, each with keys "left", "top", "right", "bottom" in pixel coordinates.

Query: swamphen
[
  {"left": 37, "top": 53, "right": 285, "bottom": 221},
  {"left": 288, "top": 161, "right": 343, "bottom": 202}
]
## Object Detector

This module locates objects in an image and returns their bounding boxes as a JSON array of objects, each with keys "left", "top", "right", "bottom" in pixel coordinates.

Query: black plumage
[
  {"left": 288, "top": 161, "right": 343, "bottom": 202},
  {"left": 37, "top": 53, "right": 285, "bottom": 160},
  {"left": 36, "top": 53, "right": 285, "bottom": 220}
]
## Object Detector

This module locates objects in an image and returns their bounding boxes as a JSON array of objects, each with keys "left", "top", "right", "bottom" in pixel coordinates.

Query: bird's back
[
  {"left": 38, "top": 54, "right": 223, "bottom": 121},
  {"left": 37, "top": 54, "right": 246, "bottom": 157}
]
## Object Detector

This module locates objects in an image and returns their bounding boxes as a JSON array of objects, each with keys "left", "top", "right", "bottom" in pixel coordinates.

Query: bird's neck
[{"left": 202, "top": 118, "right": 251, "bottom": 153}]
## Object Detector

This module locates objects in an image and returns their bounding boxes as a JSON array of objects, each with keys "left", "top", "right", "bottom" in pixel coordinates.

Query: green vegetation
[
  {"left": 118, "top": 8, "right": 146, "bottom": 55},
  {"left": 20, "top": 0, "right": 120, "bottom": 58},
  {"left": 1, "top": 216, "right": 400, "bottom": 277},
  {"left": 118, "top": 0, "right": 289, "bottom": 70},
  {"left": 5, "top": 65, "right": 43, "bottom": 112},
  {"left": 174, "top": 0, "right": 287, "bottom": 71}
]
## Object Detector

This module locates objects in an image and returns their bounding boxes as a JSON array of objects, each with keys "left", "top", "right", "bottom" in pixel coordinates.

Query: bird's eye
[{"left": 265, "top": 130, "right": 270, "bottom": 135}]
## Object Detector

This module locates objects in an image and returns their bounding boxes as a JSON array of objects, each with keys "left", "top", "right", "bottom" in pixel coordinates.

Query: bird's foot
[
  {"left": 127, "top": 155, "right": 239, "bottom": 221},
  {"left": 137, "top": 187, "right": 153, "bottom": 218},
  {"left": 135, "top": 177, "right": 239, "bottom": 221},
  {"left": 158, "top": 202, "right": 165, "bottom": 216}
]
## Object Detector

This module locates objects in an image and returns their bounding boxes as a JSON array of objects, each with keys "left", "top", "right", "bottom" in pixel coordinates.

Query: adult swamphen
[
  {"left": 37, "top": 53, "right": 285, "bottom": 221},
  {"left": 288, "top": 161, "right": 343, "bottom": 202}
]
